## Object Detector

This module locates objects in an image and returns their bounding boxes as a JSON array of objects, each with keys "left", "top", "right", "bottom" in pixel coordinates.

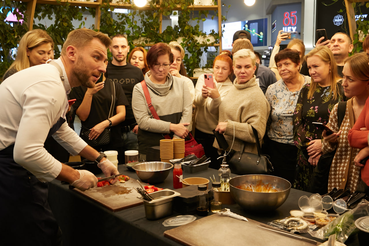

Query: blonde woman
[
  {"left": 3, "top": 29, "right": 54, "bottom": 80},
  {"left": 168, "top": 41, "right": 195, "bottom": 101},
  {"left": 293, "top": 46, "right": 345, "bottom": 191}
]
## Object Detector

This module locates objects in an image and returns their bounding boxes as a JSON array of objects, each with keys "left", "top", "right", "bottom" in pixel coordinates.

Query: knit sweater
[
  {"left": 132, "top": 72, "right": 193, "bottom": 155},
  {"left": 213, "top": 76, "right": 270, "bottom": 154},
  {"left": 194, "top": 74, "right": 233, "bottom": 134}
]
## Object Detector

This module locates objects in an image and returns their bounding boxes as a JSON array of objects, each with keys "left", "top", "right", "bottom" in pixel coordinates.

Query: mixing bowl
[
  {"left": 229, "top": 174, "right": 291, "bottom": 212},
  {"left": 132, "top": 162, "right": 173, "bottom": 184}
]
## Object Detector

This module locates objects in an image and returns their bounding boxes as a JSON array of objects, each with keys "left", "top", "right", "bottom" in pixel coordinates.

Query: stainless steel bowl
[
  {"left": 132, "top": 162, "right": 173, "bottom": 184},
  {"left": 229, "top": 174, "right": 291, "bottom": 212}
]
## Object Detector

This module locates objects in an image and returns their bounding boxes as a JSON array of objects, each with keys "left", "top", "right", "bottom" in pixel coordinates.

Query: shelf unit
[
  {"left": 22, "top": 0, "right": 222, "bottom": 49},
  {"left": 345, "top": 0, "right": 367, "bottom": 42}
]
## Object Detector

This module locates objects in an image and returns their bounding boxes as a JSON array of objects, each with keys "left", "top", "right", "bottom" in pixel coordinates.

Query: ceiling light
[
  {"left": 133, "top": 0, "right": 147, "bottom": 7},
  {"left": 244, "top": 0, "right": 255, "bottom": 7}
]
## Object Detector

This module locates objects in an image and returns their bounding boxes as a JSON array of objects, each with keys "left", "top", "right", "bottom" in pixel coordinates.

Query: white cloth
[
  {"left": 179, "top": 75, "right": 195, "bottom": 102},
  {"left": 0, "top": 58, "right": 87, "bottom": 182}
]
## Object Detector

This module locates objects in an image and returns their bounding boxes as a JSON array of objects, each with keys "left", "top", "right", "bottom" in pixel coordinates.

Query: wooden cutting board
[
  {"left": 164, "top": 214, "right": 318, "bottom": 246},
  {"left": 74, "top": 178, "right": 143, "bottom": 212}
]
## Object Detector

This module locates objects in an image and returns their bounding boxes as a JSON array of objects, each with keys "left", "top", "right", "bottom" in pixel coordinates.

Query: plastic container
[
  {"left": 173, "top": 163, "right": 183, "bottom": 189},
  {"left": 125, "top": 150, "right": 139, "bottom": 170},
  {"left": 143, "top": 189, "right": 180, "bottom": 220},
  {"left": 104, "top": 150, "right": 118, "bottom": 167},
  {"left": 182, "top": 160, "right": 210, "bottom": 173}
]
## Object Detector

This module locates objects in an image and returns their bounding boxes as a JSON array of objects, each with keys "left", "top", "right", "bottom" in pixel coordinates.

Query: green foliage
[
  {"left": 0, "top": 0, "right": 28, "bottom": 79},
  {"left": 33, "top": 1, "right": 87, "bottom": 58}
]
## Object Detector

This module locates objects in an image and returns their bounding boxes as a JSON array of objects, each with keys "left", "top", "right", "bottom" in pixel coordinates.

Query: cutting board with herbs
[
  {"left": 73, "top": 178, "right": 143, "bottom": 212},
  {"left": 164, "top": 214, "right": 318, "bottom": 246}
]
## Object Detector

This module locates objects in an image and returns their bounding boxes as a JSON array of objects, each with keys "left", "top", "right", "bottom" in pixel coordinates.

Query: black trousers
[
  {"left": 263, "top": 136, "right": 298, "bottom": 185},
  {"left": 195, "top": 128, "right": 221, "bottom": 169},
  {"left": 0, "top": 145, "right": 62, "bottom": 246}
]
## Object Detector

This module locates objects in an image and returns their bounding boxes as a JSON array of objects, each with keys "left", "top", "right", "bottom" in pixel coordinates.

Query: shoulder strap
[
  {"left": 140, "top": 80, "right": 160, "bottom": 120},
  {"left": 337, "top": 101, "right": 347, "bottom": 128},
  {"left": 108, "top": 80, "right": 115, "bottom": 118}
]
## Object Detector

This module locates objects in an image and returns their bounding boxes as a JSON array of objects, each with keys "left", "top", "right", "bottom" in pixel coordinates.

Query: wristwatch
[{"left": 94, "top": 152, "right": 107, "bottom": 165}]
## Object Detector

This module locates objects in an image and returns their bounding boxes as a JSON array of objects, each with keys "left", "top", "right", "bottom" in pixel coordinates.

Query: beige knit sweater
[{"left": 214, "top": 76, "right": 270, "bottom": 154}]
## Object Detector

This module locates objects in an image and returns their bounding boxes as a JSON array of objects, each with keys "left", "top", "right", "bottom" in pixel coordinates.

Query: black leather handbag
[{"left": 227, "top": 127, "right": 274, "bottom": 175}]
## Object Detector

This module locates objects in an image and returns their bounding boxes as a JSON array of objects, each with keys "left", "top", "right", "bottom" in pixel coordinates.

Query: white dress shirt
[{"left": 0, "top": 58, "right": 87, "bottom": 182}]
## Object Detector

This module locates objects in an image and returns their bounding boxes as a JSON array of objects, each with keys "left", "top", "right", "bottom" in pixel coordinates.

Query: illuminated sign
[{"left": 282, "top": 11, "right": 297, "bottom": 32}]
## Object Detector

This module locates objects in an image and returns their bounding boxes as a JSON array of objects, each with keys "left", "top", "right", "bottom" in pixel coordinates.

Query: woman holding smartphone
[
  {"left": 293, "top": 46, "right": 345, "bottom": 191},
  {"left": 322, "top": 53, "right": 369, "bottom": 193},
  {"left": 194, "top": 53, "right": 233, "bottom": 168}
]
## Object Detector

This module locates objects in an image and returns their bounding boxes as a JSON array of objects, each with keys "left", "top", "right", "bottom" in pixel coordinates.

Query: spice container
[
  {"left": 125, "top": 150, "right": 139, "bottom": 170},
  {"left": 196, "top": 185, "right": 209, "bottom": 216},
  {"left": 173, "top": 163, "right": 183, "bottom": 189},
  {"left": 210, "top": 182, "right": 222, "bottom": 212}
]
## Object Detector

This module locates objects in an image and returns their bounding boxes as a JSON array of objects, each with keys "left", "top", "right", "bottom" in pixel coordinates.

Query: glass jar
[
  {"left": 210, "top": 182, "right": 222, "bottom": 213},
  {"left": 197, "top": 184, "right": 209, "bottom": 216}
]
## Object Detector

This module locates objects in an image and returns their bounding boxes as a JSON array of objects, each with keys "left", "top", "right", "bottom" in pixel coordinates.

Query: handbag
[
  {"left": 309, "top": 101, "right": 347, "bottom": 194},
  {"left": 226, "top": 126, "right": 273, "bottom": 175},
  {"left": 80, "top": 81, "right": 116, "bottom": 147},
  {"left": 140, "top": 81, "right": 205, "bottom": 158}
]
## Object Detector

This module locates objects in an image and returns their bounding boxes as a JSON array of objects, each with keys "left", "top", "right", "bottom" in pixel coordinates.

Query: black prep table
[{"left": 48, "top": 165, "right": 367, "bottom": 246}]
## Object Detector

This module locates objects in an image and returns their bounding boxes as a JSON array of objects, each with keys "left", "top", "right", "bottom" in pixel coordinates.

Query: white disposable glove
[
  {"left": 71, "top": 170, "right": 98, "bottom": 191},
  {"left": 97, "top": 159, "right": 119, "bottom": 184}
]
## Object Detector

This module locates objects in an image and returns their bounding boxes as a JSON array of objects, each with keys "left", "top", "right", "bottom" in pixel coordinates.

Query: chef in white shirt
[{"left": 0, "top": 28, "right": 119, "bottom": 246}]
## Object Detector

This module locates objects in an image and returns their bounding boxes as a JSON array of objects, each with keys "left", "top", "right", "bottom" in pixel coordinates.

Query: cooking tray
[{"left": 164, "top": 214, "right": 318, "bottom": 246}]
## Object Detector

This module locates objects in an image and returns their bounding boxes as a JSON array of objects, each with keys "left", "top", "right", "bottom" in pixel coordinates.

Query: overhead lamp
[
  {"left": 133, "top": 0, "right": 147, "bottom": 7},
  {"left": 244, "top": 0, "right": 255, "bottom": 7}
]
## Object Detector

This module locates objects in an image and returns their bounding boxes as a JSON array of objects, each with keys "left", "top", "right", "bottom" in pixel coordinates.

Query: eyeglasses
[{"left": 153, "top": 63, "right": 170, "bottom": 69}]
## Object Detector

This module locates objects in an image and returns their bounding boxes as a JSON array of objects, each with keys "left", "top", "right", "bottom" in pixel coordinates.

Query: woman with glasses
[{"left": 132, "top": 43, "right": 192, "bottom": 161}]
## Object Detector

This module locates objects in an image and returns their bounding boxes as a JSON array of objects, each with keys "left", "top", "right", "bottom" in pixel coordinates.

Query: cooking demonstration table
[{"left": 48, "top": 165, "right": 366, "bottom": 246}]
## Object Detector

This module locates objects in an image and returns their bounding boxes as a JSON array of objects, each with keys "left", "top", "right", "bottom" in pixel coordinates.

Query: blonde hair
[
  {"left": 344, "top": 52, "right": 369, "bottom": 81},
  {"left": 61, "top": 28, "right": 111, "bottom": 56},
  {"left": 305, "top": 46, "right": 341, "bottom": 100},
  {"left": 5, "top": 29, "right": 53, "bottom": 76},
  {"left": 233, "top": 49, "right": 256, "bottom": 66},
  {"left": 287, "top": 39, "right": 305, "bottom": 63},
  {"left": 168, "top": 41, "right": 185, "bottom": 59},
  {"left": 232, "top": 39, "right": 254, "bottom": 53}
]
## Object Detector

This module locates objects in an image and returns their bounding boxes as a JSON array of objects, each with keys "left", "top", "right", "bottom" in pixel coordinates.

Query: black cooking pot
[{"left": 82, "top": 159, "right": 102, "bottom": 175}]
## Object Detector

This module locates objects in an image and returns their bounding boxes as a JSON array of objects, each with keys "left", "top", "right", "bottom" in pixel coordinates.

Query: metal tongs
[
  {"left": 135, "top": 180, "right": 154, "bottom": 201},
  {"left": 214, "top": 208, "right": 248, "bottom": 222}
]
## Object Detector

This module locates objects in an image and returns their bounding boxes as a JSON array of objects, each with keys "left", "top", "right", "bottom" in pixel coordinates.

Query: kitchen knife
[{"left": 98, "top": 173, "right": 122, "bottom": 182}]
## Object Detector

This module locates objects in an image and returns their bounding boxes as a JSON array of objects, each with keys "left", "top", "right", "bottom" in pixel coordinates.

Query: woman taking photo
[
  {"left": 168, "top": 41, "right": 195, "bottom": 101},
  {"left": 269, "top": 30, "right": 308, "bottom": 80},
  {"left": 264, "top": 49, "right": 310, "bottom": 184},
  {"left": 132, "top": 43, "right": 192, "bottom": 161},
  {"left": 213, "top": 49, "right": 269, "bottom": 159},
  {"left": 293, "top": 46, "right": 345, "bottom": 191},
  {"left": 3, "top": 29, "right": 54, "bottom": 80},
  {"left": 128, "top": 47, "right": 149, "bottom": 75},
  {"left": 322, "top": 53, "right": 369, "bottom": 193},
  {"left": 194, "top": 53, "right": 233, "bottom": 168}
]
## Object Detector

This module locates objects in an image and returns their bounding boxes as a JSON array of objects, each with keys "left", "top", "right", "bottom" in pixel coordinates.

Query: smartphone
[
  {"left": 282, "top": 32, "right": 292, "bottom": 39},
  {"left": 316, "top": 29, "right": 328, "bottom": 43},
  {"left": 213, "top": 129, "right": 229, "bottom": 150},
  {"left": 312, "top": 122, "right": 333, "bottom": 135},
  {"left": 204, "top": 74, "right": 214, "bottom": 88},
  {"left": 68, "top": 99, "right": 76, "bottom": 106}
]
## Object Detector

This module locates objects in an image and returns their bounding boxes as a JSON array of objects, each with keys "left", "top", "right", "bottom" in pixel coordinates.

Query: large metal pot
[
  {"left": 132, "top": 162, "right": 173, "bottom": 184},
  {"left": 229, "top": 174, "right": 291, "bottom": 212}
]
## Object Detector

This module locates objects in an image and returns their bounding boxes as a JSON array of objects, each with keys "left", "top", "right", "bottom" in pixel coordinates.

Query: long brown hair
[
  {"left": 305, "top": 46, "right": 341, "bottom": 100},
  {"left": 344, "top": 52, "right": 369, "bottom": 81}
]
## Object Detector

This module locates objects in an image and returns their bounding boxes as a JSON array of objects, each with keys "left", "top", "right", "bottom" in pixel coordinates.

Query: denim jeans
[{"left": 119, "top": 131, "right": 138, "bottom": 163}]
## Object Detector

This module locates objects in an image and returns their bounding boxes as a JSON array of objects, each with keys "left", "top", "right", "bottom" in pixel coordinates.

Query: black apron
[{"left": 0, "top": 118, "right": 65, "bottom": 246}]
